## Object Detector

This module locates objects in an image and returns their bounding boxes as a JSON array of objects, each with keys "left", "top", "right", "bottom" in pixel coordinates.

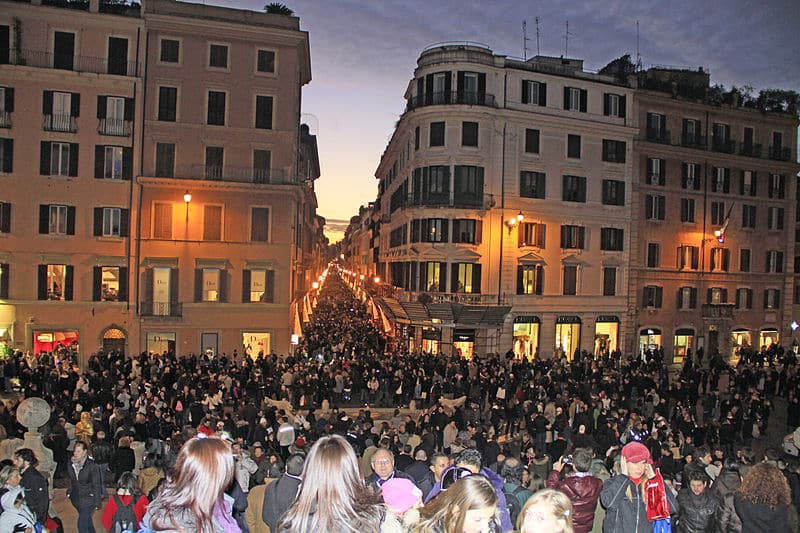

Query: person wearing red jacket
[
  {"left": 101, "top": 472, "right": 149, "bottom": 532},
  {"left": 546, "top": 447, "right": 604, "bottom": 533}
]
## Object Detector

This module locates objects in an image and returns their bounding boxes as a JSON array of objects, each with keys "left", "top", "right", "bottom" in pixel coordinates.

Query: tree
[{"left": 264, "top": 2, "right": 293, "bottom": 15}]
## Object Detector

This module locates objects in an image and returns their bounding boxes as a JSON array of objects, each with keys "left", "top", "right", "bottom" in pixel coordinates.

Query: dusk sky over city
[{"left": 210, "top": 0, "right": 800, "bottom": 242}]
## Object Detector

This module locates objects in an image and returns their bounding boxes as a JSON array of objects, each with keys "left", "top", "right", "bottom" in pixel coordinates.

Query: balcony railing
[
  {"left": 406, "top": 91, "right": 496, "bottom": 111},
  {"left": 405, "top": 192, "right": 492, "bottom": 210},
  {"left": 398, "top": 290, "right": 498, "bottom": 305},
  {"left": 681, "top": 133, "right": 707, "bottom": 149},
  {"left": 646, "top": 128, "right": 671, "bottom": 144},
  {"left": 739, "top": 143, "right": 762, "bottom": 158},
  {"left": 43, "top": 114, "right": 77, "bottom": 133},
  {"left": 97, "top": 118, "right": 132, "bottom": 136},
  {"left": 711, "top": 137, "right": 736, "bottom": 154},
  {"left": 2, "top": 49, "right": 139, "bottom": 77},
  {"left": 183, "top": 165, "right": 292, "bottom": 184},
  {"left": 0, "top": 111, "right": 10, "bottom": 128},
  {"left": 769, "top": 145, "right": 791, "bottom": 161},
  {"left": 701, "top": 303, "right": 735, "bottom": 319},
  {"left": 140, "top": 301, "right": 182, "bottom": 317}
]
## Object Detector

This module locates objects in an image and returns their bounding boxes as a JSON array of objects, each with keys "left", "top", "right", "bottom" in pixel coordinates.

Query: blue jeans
[{"left": 76, "top": 505, "right": 96, "bottom": 533}]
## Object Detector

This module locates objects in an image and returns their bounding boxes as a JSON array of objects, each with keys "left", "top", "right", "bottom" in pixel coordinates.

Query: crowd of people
[{"left": 0, "top": 267, "right": 797, "bottom": 532}]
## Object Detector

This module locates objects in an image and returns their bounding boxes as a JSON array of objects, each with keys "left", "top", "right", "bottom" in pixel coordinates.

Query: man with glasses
[{"left": 365, "top": 448, "right": 418, "bottom": 493}]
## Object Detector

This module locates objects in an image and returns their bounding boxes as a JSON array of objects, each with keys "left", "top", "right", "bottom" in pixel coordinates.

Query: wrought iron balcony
[
  {"left": 711, "top": 137, "right": 736, "bottom": 154},
  {"left": 406, "top": 192, "right": 492, "bottom": 209},
  {"left": 646, "top": 128, "right": 671, "bottom": 144},
  {"left": 140, "top": 301, "right": 182, "bottom": 317},
  {"left": 43, "top": 114, "right": 77, "bottom": 133},
  {"left": 181, "top": 165, "right": 291, "bottom": 184},
  {"left": 406, "top": 91, "right": 496, "bottom": 111},
  {"left": 97, "top": 118, "right": 132, "bottom": 137},
  {"left": 769, "top": 145, "right": 791, "bottom": 161},
  {"left": 2, "top": 49, "right": 139, "bottom": 77},
  {"left": 0, "top": 111, "right": 10, "bottom": 129},
  {"left": 738, "top": 143, "right": 762, "bottom": 158},
  {"left": 681, "top": 133, "right": 707, "bottom": 149}
]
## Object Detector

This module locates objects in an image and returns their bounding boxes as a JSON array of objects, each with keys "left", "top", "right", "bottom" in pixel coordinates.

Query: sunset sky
[{"left": 212, "top": 0, "right": 799, "bottom": 243}]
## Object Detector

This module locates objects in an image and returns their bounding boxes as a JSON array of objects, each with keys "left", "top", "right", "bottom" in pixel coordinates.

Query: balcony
[
  {"left": 184, "top": 165, "right": 292, "bottom": 184},
  {"left": 769, "top": 145, "right": 791, "bottom": 161},
  {"left": 97, "top": 118, "right": 132, "bottom": 137},
  {"left": 140, "top": 301, "right": 182, "bottom": 317},
  {"left": 406, "top": 192, "right": 493, "bottom": 210},
  {"left": 711, "top": 137, "right": 736, "bottom": 154},
  {"left": 2, "top": 49, "right": 139, "bottom": 77},
  {"left": 399, "top": 290, "right": 499, "bottom": 305},
  {"left": 406, "top": 91, "right": 496, "bottom": 111},
  {"left": 43, "top": 114, "right": 77, "bottom": 133},
  {"left": 0, "top": 111, "right": 10, "bottom": 129},
  {"left": 646, "top": 128, "right": 671, "bottom": 144},
  {"left": 681, "top": 133, "right": 707, "bottom": 149},
  {"left": 739, "top": 143, "right": 762, "bottom": 158}
]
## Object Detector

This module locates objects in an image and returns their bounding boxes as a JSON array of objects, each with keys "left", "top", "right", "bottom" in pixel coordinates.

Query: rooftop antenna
[
  {"left": 535, "top": 17, "right": 541, "bottom": 56},
  {"left": 564, "top": 20, "right": 573, "bottom": 57},
  {"left": 636, "top": 20, "right": 642, "bottom": 71},
  {"left": 523, "top": 20, "right": 530, "bottom": 61}
]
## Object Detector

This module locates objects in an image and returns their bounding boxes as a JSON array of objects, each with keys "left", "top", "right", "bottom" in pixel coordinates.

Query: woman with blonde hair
[
  {"left": 277, "top": 434, "right": 400, "bottom": 533},
  {"left": 734, "top": 462, "right": 792, "bottom": 532},
  {"left": 142, "top": 437, "right": 240, "bottom": 533},
  {"left": 517, "top": 488, "right": 574, "bottom": 533},
  {"left": 412, "top": 474, "right": 500, "bottom": 533}
]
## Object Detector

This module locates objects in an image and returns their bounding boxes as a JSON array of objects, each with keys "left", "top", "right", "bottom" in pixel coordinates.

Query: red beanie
[{"left": 622, "top": 441, "right": 653, "bottom": 464}]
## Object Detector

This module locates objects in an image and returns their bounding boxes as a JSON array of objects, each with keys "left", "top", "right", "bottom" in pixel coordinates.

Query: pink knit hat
[{"left": 380, "top": 478, "right": 422, "bottom": 514}]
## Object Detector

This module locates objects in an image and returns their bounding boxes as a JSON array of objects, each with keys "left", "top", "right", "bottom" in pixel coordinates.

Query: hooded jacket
[
  {"left": 600, "top": 474, "right": 680, "bottom": 533},
  {"left": 547, "top": 470, "right": 603, "bottom": 533},
  {"left": 0, "top": 487, "right": 37, "bottom": 533}
]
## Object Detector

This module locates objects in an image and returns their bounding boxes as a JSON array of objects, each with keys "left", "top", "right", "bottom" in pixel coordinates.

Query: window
[
  {"left": 203, "top": 205, "right": 222, "bottom": 241},
  {"left": 97, "top": 95, "right": 129, "bottom": 135},
  {"left": 453, "top": 166, "right": 483, "bottom": 205},
  {"left": 646, "top": 243, "right": 660, "bottom": 268},
  {"left": 152, "top": 202, "right": 172, "bottom": 239},
  {"left": 255, "top": 95, "right": 273, "bottom": 129},
  {"left": 562, "top": 265, "right": 578, "bottom": 295},
  {"left": 645, "top": 194, "right": 666, "bottom": 220},
  {"left": 524, "top": 128, "right": 540, "bottom": 153},
  {"left": 519, "top": 222, "right": 546, "bottom": 248},
  {"left": 414, "top": 127, "right": 420, "bottom": 151},
  {"left": 678, "top": 287, "right": 697, "bottom": 310},
  {"left": 710, "top": 247, "right": 730, "bottom": 272},
  {"left": 742, "top": 204, "right": 756, "bottom": 229},
  {"left": 643, "top": 286, "right": 663, "bottom": 308},
  {"left": 461, "top": 121, "right": 478, "bottom": 147},
  {"left": 766, "top": 250, "right": 784, "bottom": 273},
  {"left": 0, "top": 138, "right": 12, "bottom": 173},
  {"left": 421, "top": 218, "right": 447, "bottom": 243},
  {"left": 602, "top": 140, "right": 626, "bottom": 163},
  {"left": 647, "top": 158, "right": 665, "bottom": 186},
  {"left": 713, "top": 122, "right": 730, "bottom": 143},
  {"left": 457, "top": 71, "right": 483, "bottom": 104},
  {"left": 681, "top": 162, "right": 700, "bottom": 190},
  {"left": 522, "top": 80, "right": 546, "bottom": 106},
  {"left": 600, "top": 228, "right": 624, "bottom": 251},
  {"left": 389, "top": 226, "right": 406, "bottom": 248},
  {"left": 107, "top": 37, "right": 129, "bottom": 75},
  {"left": 560, "top": 225, "right": 585, "bottom": 249},
  {"left": 256, "top": 49, "right": 275, "bottom": 73},
  {"left": 205, "top": 146, "right": 224, "bottom": 179},
  {"left": 430, "top": 122, "right": 445, "bottom": 147},
  {"left": 452, "top": 219, "right": 480, "bottom": 244},
  {"left": 741, "top": 170, "right": 756, "bottom": 196},
  {"left": 0, "top": 202, "right": 10, "bottom": 233},
  {"left": 680, "top": 198, "right": 695, "bottom": 223},
  {"left": 603, "top": 93, "right": 625, "bottom": 117},
  {"left": 764, "top": 288, "right": 780, "bottom": 309},
  {"left": 102, "top": 207, "right": 121, "bottom": 237},
  {"left": 768, "top": 207, "right": 784, "bottom": 230},
  {"left": 603, "top": 267, "right": 616, "bottom": 296},
  {"left": 563, "top": 87, "right": 587, "bottom": 112},
  {"left": 768, "top": 174, "right": 786, "bottom": 199},
  {"left": 209, "top": 44, "right": 228, "bottom": 68},
  {"left": 682, "top": 118, "right": 700, "bottom": 145},
  {"left": 39, "top": 204, "right": 75, "bottom": 236},
  {"left": 736, "top": 288, "right": 753, "bottom": 309},
  {"left": 517, "top": 265, "right": 544, "bottom": 295},
  {"left": 207, "top": 91, "right": 226, "bottom": 126},
  {"left": 244, "top": 269, "right": 275, "bottom": 303},
  {"left": 712, "top": 167, "right": 730, "bottom": 193},
  {"left": 710, "top": 201, "right": 725, "bottom": 225},
  {"left": 646, "top": 113, "right": 667, "bottom": 142},
  {"left": 53, "top": 31, "right": 75, "bottom": 70},
  {"left": 50, "top": 142, "right": 71, "bottom": 176},
  {"left": 520, "top": 171, "right": 545, "bottom": 199},
  {"left": 158, "top": 86, "right": 177, "bottom": 121},
  {"left": 567, "top": 134, "right": 581, "bottom": 158},
  {"left": 562, "top": 175, "right": 586, "bottom": 203},
  {"left": 94, "top": 266, "right": 126, "bottom": 302},
  {"left": 103, "top": 146, "right": 123, "bottom": 179},
  {"left": 155, "top": 143, "right": 175, "bottom": 178},
  {"left": 677, "top": 245, "right": 699, "bottom": 270},
  {"left": 251, "top": 207, "right": 270, "bottom": 242},
  {"left": 160, "top": 38, "right": 180, "bottom": 63},
  {"left": 253, "top": 149, "right": 271, "bottom": 183},
  {"left": 452, "top": 263, "right": 481, "bottom": 293},
  {"left": 740, "top": 249, "right": 751, "bottom": 272},
  {"left": 602, "top": 179, "right": 625, "bottom": 206},
  {"left": 39, "top": 264, "right": 72, "bottom": 301},
  {"left": 708, "top": 287, "right": 728, "bottom": 304},
  {"left": 796, "top": 255, "right": 800, "bottom": 274},
  {"left": 199, "top": 268, "right": 221, "bottom": 301}
]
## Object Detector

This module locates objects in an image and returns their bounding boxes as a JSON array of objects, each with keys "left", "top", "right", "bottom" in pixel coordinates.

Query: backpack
[
  {"left": 111, "top": 494, "right": 137, "bottom": 533},
  {"left": 503, "top": 484, "right": 526, "bottom": 526}
]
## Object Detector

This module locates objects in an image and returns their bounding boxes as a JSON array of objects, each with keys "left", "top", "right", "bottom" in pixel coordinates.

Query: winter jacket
[
  {"left": 710, "top": 468, "right": 741, "bottom": 533},
  {"left": 600, "top": 474, "right": 680, "bottom": 533},
  {"left": 138, "top": 466, "right": 165, "bottom": 497},
  {"left": 0, "top": 488, "right": 36, "bottom": 533},
  {"left": 261, "top": 473, "right": 301, "bottom": 532},
  {"left": 733, "top": 494, "right": 789, "bottom": 533},
  {"left": 675, "top": 488, "right": 719, "bottom": 533},
  {"left": 67, "top": 457, "right": 103, "bottom": 510},
  {"left": 101, "top": 493, "right": 149, "bottom": 531},
  {"left": 547, "top": 470, "right": 603, "bottom": 533},
  {"left": 480, "top": 467, "right": 514, "bottom": 533},
  {"left": 19, "top": 465, "right": 49, "bottom": 523}
]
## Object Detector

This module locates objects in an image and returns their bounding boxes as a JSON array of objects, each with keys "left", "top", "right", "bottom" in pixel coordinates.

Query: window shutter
[
  {"left": 619, "top": 95, "right": 626, "bottom": 118},
  {"left": 578, "top": 226, "right": 585, "bottom": 249},
  {"left": 538, "top": 82, "right": 547, "bottom": 106},
  {"left": 474, "top": 220, "right": 482, "bottom": 244},
  {"left": 438, "top": 262, "right": 447, "bottom": 292},
  {"left": 579, "top": 89, "right": 588, "bottom": 112},
  {"left": 521, "top": 80, "right": 529, "bottom": 104},
  {"left": 141, "top": 268, "right": 153, "bottom": 308},
  {"left": 763, "top": 290, "right": 768, "bottom": 309},
  {"left": 676, "top": 288, "right": 682, "bottom": 308},
  {"left": 64, "top": 265, "right": 74, "bottom": 300},
  {"left": 691, "top": 247, "right": 699, "bottom": 269},
  {"left": 4, "top": 88, "right": 13, "bottom": 113},
  {"left": 642, "top": 287, "right": 649, "bottom": 306},
  {"left": 472, "top": 263, "right": 482, "bottom": 293},
  {"left": 120, "top": 209, "right": 129, "bottom": 237},
  {"left": 122, "top": 147, "right": 133, "bottom": 180},
  {"left": 265, "top": 270, "right": 275, "bottom": 302},
  {"left": 746, "top": 289, "right": 752, "bottom": 308},
  {"left": 707, "top": 288, "right": 713, "bottom": 304},
  {"left": 70, "top": 93, "right": 80, "bottom": 117},
  {"left": 194, "top": 269, "right": 203, "bottom": 302},
  {"left": 0, "top": 263, "right": 7, "bottom": 298},
  {"left": 242, "top": 269, "right": 251, "bottom": 302},
  {"left": 66, "top": 206, "right": 76, "bottom": 235},
  {"left": 765, "top": 251, "right": 771, "bottom": 273},
  {"left": 739, "top": 171, "right": 745, "bottom": 195},
  {"left": 723, "top": 168, "right": 730, "bottom": 193},
  {"left": 124, "top": 97, "right": 134, "bottom": 121},
  {"left": 1, "top": 139, "right": 10, "bottom": 173},
  {"left": 97, "top": 96, "right": 107, "bottom": 118},
  {"left": 68, "top": 143, "right": 79, "bottom": 176},
  {"left": 40, "top": 141, "right": 51, "bottom": 175},
  {"left": 722, "top": 288, "right": 728, "bottom": 302},
  {"left": 735, "top": 289, "right": 741, "bottom": 308},
  {"left": 646, "top": 195, "right": 653, "bottom": 217},
  {"left": 117, "top": 267, "right": 128, "bottom": 301},
  {"left": 750, "top": 172, "right": 757, "bottom": 196},
  {"left": 37, "top": 265, "right": 47, "bottom": 300},
  {"left": 659, "top": 159, "right": 666, "bottom": 186},
  {"left": 723, "top": 250, "right": 730, "bottom": 271},
  {"left": 450, "top": 263, "right": 459, "bottom": 292},
  {"left": 563, "top": 87, "right": 570, "bottom": 109},
  {"left": 443, "top": 71, "right": 452, "bottom": 102},
  {"left": 43, "top": 91, "right": 53, "bottom": 114},
  {"left": 92, "top": 266, "right": 102, "bottom": 301},
  {"left": 535, "top": 266, "right": 544, "bottom": 295},
  {"left": 0, "top": 202, "right": 9, "bottom": 233},
  {"left": 690, "top": 288, "right": 697, "bottom": 308},
  {"left": 93, "top": 207, "right": 103, "bottom": 236},
  {"left": 442, "top": 219, "right": 449, "bottom": 242},
  {"left": 94, "top": 145, "right": 104, "bottom": 179},
  {"left": 424, "top": 73, "right": 433, "bottom": 105},
  {"left": 39, "top": 205, "right": 49, "bottom": 234},
  {"left": 219, "top": 270, "right": 228, "bottom": 303},
  {"left": 516, "top": 266, "right": 525, "bottom": 294},
  {"left": 603, "top": 94, "right": 610, "bottom": 115}
]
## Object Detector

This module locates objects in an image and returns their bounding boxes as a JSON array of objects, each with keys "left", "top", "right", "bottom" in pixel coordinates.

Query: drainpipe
[{"left": 497, "top": 123, "right": 507, "bottom": 305}]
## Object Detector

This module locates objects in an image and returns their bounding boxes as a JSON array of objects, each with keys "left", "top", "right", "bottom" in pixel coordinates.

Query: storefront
[
  {"left": 555, "top": 316, "right": 581, "bottom": 360},
  {"left": 513, "top": 316, "right": 540, "bottom": 361},
  {"left": 594, "top": 316, "right": 619, "bottom": 358},
  {"left": 421, "top": 327, "right": 441, "bottom": 354},
  {"left": 639, "top": 328, "right": 662, "bottom": 358},
  {"left": 404, "top": 325, "right": 415, "bottom": 353},
  {"left": 146, "top": 331, "right": 175, "bottom": 355},
  {"left": 33, "top": 330, "right": 79, "bottom": 355},
  {"left": 101, "top": 327, "right": 126, "bottom": 354},
  {"left": 758, "top": 328, "right": 779, "bottom": 349},
  {"left": 730, "top": 328, "right": 751, "bottom": 364},
  {"left": 243, "top": 332, "right": 271, "bottom": 359},
  {"left": 673, "top": 327, "right": 695, "bottom": 364},
  {"left": 453, "top": 329, "right": 475, "bottom": 359}
]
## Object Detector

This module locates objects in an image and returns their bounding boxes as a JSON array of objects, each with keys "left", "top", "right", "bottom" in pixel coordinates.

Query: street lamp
[
  {"left": 505, "top": 211, "right": 524, "bottom": 234},
  {"left": 312, "top": 281, "right": 319, "bottom": 290},
  {"left": 374, "top": 276, "right": 381, "bottom": 284},
  {"left": 183, "top": 191, "right": 191, "bottom": 221}
]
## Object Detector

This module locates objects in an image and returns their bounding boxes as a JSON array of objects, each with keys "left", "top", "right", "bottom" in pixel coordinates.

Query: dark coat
[
  {"left": 19, "top": 466, "right": 49, "bottom": 522},
  {"left": 67, "top": 458, "right": 103, "bottom": 509},
  {"left": 733, "top": 494, "right": 789, "bottom": 533},
  {"left": 90, "top": 438, "right": 114, "bottom": 465},
  {"left": 110, "top": 446, "right": 136, "bottom": 481},
  {"left": 676, "top": 488, "right": 719, "bottom": 533},
  {"left": 547, "top": 470, "right": 603, "bottom": 533},
  {"left": 262, "top": 473, "right": 301, "bottom": 532},
  {"left": 404, "top": 460, "right": 434, "bottom": 498},
  {"left": 600, "top": 474, "right": 680, "bottom": 533}
]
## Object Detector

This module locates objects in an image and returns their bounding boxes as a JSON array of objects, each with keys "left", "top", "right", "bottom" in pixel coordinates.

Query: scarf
[{"left": 71, "top": 456, "right": 87, "bottom": 477}]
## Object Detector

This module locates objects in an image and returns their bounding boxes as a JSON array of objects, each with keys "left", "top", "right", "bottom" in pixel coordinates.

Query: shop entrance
[
  {"left": 730, "top": 329, "right": 751, "bottom": 364},
  {"left": 102, "top": 328, "right": 126, "bottom": 354},
  {"left": 421, "top": 327, "right": 441, "bottom": 355},
  {"left": 453, "top": 329, "right": 475, "bottom": 359},
  {"left": 673, "top": 328, "right": 695, "bottom": 365},
  {"left": 758, "top": 329, "right": 779, "bottom": 350},
  {"left": 34, "top": 330, "right": 79, "bottom": 355},
  {"left": 594, "top": 316, "right": 619, "bottom": 358},
  {"left": 513, "top": 316, "right": 540, "bottom": 361},
  {"left": 555, "top": 316, "right": 581, "bottom": 360},
  {"left": 243, "top": 332, "right": 271, "bottom": 359},
  {"left": 146, "top": 331, "right": 175, "bottom": 355},
  {"left": 639, "top": 328, "right": 662, "bottom": 359}
]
